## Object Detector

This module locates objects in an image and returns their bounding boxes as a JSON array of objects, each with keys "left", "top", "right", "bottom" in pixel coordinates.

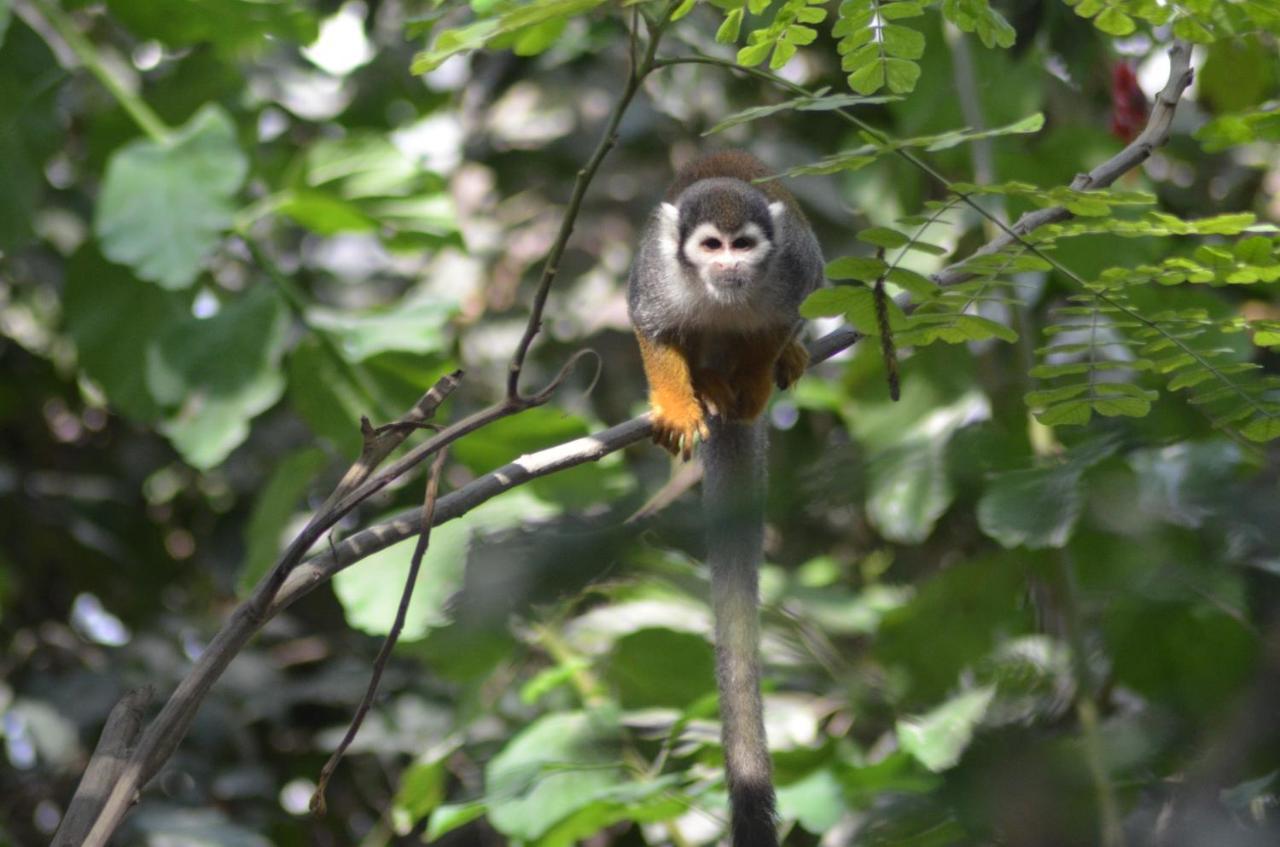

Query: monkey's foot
[
  {"left": 650, "top": 400, "right": 709, "bottom": 461},
  {"left": 775, "top": 340, "right": 809, "bottom": 390},
  {"left": 693, "top": 369, "right": 737, "bottom": 419}
]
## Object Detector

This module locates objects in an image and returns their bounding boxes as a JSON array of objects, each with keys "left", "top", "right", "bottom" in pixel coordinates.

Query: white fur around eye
[
  {"left": 730, "top": 222, "right": 773, "bottom": 264},
  {"left": 683, "top": 222, "right": 727, "bottom": 264}
]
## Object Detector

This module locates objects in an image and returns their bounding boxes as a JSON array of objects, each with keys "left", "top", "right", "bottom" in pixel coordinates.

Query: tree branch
[{"left": 506, "top": 0, "right": 681, "bottom": 400}]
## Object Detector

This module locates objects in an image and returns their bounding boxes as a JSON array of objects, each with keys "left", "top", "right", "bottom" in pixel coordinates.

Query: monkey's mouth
[{"left": 708, "top": 269, "right": 750, "bottom": 290}]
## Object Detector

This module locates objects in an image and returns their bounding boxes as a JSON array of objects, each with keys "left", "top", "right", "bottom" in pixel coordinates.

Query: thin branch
[
  {"left": 505, "top": 0, "right": 680, "bottom": 400},
  {"left": 311, "top": 448, "right": 450, "bottom": 815},
  {"left": 51, "top": 687, "right": 153, "bottom": 846}
]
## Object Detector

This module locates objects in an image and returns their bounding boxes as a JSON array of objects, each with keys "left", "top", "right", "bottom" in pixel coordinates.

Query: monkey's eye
[
  {"left": 701, "top": 237, "right": 723, "bottom": 251},
  {"left": 731, "top": 237, "right": 756, "bottom": 250}
]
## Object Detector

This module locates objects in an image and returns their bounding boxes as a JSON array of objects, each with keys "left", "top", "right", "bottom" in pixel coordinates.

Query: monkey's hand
[
  {"left": 636, "top": 333, "right": 708, "bottom": 461},
  {"left": 651, "top": 396, "right": 709, "bottom": 461},
  {"left": 775, "top": 339, "right": 809, "bottom": 390}
]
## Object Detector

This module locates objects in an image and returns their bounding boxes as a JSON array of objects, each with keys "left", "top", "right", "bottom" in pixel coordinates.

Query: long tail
[{"left": 703, "top": 417, "right": 778, "bottom": 847}]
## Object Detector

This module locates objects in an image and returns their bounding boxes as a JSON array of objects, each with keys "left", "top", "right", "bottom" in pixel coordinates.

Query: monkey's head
[{"left": 660, "top": 177, "right": 784, "bottom": 300}]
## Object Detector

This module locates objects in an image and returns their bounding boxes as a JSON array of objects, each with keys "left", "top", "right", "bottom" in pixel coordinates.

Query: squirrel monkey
[{"left": 627, "top": 151, "right": 823, "bottom": 847}]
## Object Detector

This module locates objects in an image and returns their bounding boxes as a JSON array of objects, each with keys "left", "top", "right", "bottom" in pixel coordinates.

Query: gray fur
[
  {"left": 703, "top": 417, "right": 777, "bottom": 847},
  {"left": 627, "top": 174, "right": 822, "bottom": 344}
]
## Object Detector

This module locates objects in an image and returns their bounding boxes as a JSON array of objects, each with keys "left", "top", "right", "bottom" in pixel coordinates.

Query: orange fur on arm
[{"left": 636, "top": 332, "right": 707, "bottom": 460}]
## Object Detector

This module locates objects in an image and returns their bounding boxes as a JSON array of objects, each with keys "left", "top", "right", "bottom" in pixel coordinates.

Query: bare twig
[
  {"left": 506, "top": 0, "right": 680, "bottom": 400},
  {"left": 311, "top": 448, "right": 450, "bottom": 815},
  {"left": 51, "top": 687, "right": 153, "bottom": 846}
]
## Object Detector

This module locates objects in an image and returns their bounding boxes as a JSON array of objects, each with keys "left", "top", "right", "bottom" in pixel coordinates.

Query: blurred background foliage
[{"left": 1, "top": 0, "right": 1279, "bottom": 845}]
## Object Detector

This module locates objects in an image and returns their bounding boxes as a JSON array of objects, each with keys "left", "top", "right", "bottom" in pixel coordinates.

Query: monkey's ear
[
  {"left": 659, "top": 202, "right": 679, "bottom": 226},
  {"left": 768, "top": 201, "right": 786, "bottom": 225}
]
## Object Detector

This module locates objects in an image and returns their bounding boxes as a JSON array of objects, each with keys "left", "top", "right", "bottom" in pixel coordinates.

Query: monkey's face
[{"left": 679, "top": 220, "right": 774, "bottom": 296}]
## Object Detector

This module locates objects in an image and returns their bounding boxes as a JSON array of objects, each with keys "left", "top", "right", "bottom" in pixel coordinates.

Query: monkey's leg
[
  {"left": 773, "top": 339, "right": 809, "bottom": 390},
  {"left": 729, "top": 332, "right": 791, "bottom": 422},
  {"left": 693, "top": 368, "right": 737, "bottom": 419},
  {"left": 636, "top": 332, "right": 708, "bottom": 461}
]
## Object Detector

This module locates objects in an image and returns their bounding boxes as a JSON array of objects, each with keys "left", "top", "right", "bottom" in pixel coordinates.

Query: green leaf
[
  {"left": 0, "top": 0, "right": 9, "bottom": 48},
  {"left": 848, "top": 60, "right": 885, "bottom": 95},
  {"left": 1093, "top": 6, "right": 1135, "bottom": 34},
  {"left": 716, "top": 7, "right": 744, "bottom": 42},
  {"left": 897, "top": 686, "right": 994, "bottom": 772},
  {"left": 886, "top": 267, "right": 939, "bottom": 298},
  {"left": 979, "top": 464, "right": 1083, "bottom": 548},
  {"left": 884, "top": 58, "right": 921, "bottom": 94},
  {"left": 63, "top": 248, "right": 191, "bottom": 421},
  {"left": 880, "top": 24, "right": 924, "bottom": 59},
  {"left": 484, "top": 711, "right": 623, "bottom": 840},
  {"left": 392, "top": 759, "right": 448, "bottom": 831},
  {"left": 671, "top": 0, "right": 698, "bottom": 21},
  {"left": 426, "top": 802, "right": 488, "bottom": 841},
  {"left": 858, "top": 227, "right": 910, "bottom": 248},
  {"left": 96, "top": 105, "right": 248, "bottom": 289},
  {"left": 737, "top": 39, "right": 774, "bottom": 66},
  {"left": 512, "top": 17, "right": 566, "bottom": 56},
  {"left": 604, "top": 628, "right": 715, "bottom": 708},
  {"left": 332, "top": 489, "right": 555, "bottom": 639},
  {"left": 867, "top": 439, "right": 954, "bottom": 544},
  {"left": 147, "top": 286, "right": 289, "bottom": 468},
  {"left": 775, "top": 769, "right": 847, "bottom": 834},
  {"left": 1241, "top": 417, "right": 1280, "bottom": 442},
  {"left": 824, "top": 255, "right": 888, "bottom": 282},
  {"left": 238, "top": 447, "right": 328, "bottom": 593}
]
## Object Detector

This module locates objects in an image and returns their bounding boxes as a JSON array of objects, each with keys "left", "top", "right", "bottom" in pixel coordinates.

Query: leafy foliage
[{"left": 833, "top": 0, "right": 925, "bottom": 95}]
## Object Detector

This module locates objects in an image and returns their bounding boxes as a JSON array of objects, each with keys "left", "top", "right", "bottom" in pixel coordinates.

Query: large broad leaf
[
  {"left": 105, "top": 0, "right": 316, "bottom": 55},
  {"left": 896, "top": 686, "right": 994, "bottom": 772},
  {"left": 95, "top": 105, "right": 247, "bottom": 289},
  {"left": 331, "top": 490, "right": 555, "bottom": 640},
  {"left": 146, "top": 285, "right": 289, "bottom": 468},
  {"left": 62, "top": 248, "right": 191, "bottom": 421}
]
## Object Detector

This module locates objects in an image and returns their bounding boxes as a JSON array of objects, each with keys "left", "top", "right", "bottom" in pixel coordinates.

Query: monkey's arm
[{"left": 636, "top": 332, "right": 709, "bottom": 461}]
